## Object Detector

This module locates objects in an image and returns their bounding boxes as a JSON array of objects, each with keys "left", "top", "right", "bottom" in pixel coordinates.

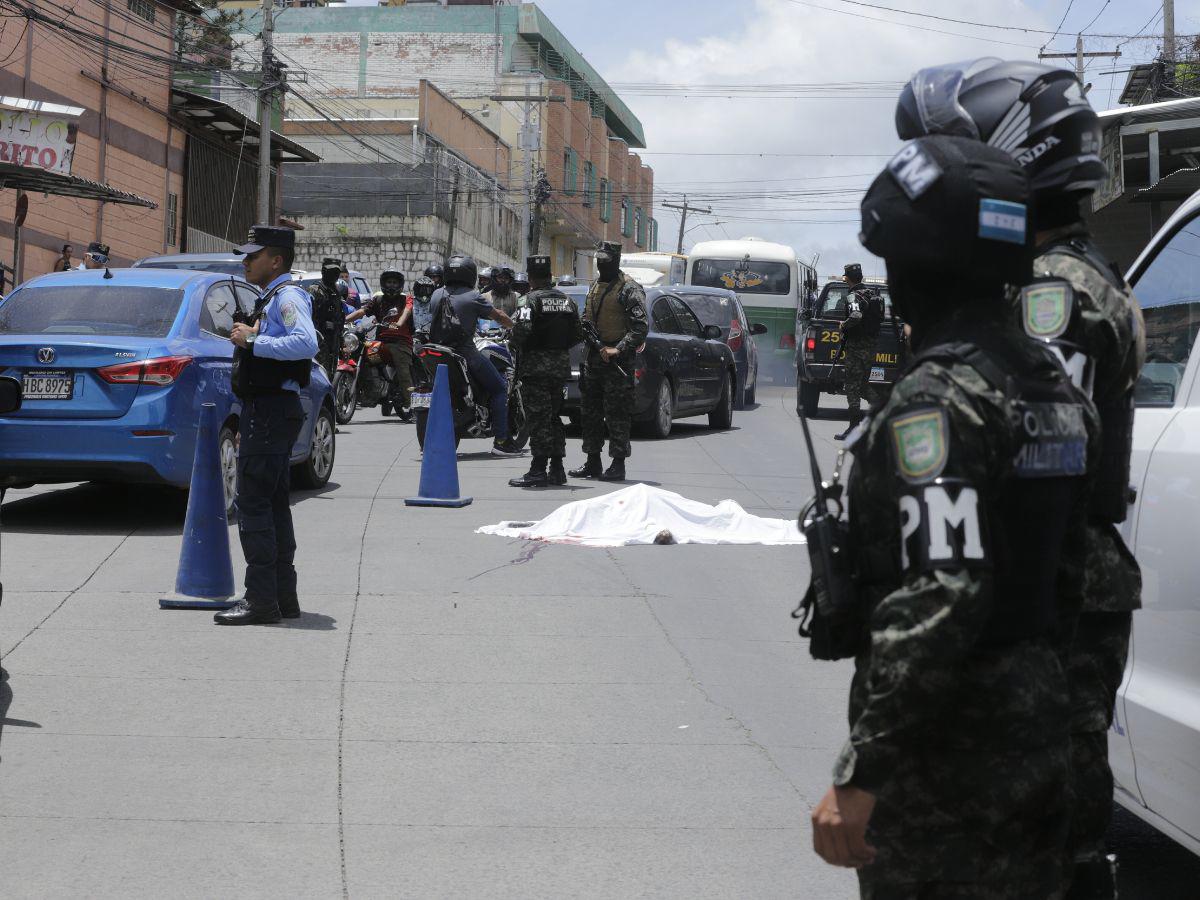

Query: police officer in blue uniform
[{"left": 216, "top": 225, "right": 319, "bottom": 626}]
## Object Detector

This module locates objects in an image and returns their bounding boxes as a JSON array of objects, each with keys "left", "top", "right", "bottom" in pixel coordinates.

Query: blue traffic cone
[
  {"left": 160, "top": 402, "right": 237, "bottom": 609},
  {"left": 406, "top": 363, "right": 472, "bottom": 508}
]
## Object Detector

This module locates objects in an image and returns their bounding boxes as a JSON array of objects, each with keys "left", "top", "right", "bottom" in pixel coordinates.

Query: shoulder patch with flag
[
  {"left": 281, "top": 301, "right": 298, "bottom": 328},
  {"left": 890, "top": 406, "right": 950, "bottom": 484},
  {"left": 1021, "top": 280, "right": 1073, "bottom": 341}
]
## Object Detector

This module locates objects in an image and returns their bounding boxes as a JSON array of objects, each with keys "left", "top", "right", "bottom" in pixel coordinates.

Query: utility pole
[
  {"left": 444, "top": 167, "right": 462, "bottom": 262},
  {"left": 257, "top": 0, "right": 275, "bottom": 224},
  {"left": 664, "top": 195, "right": 712, "bottom": 254},
  {"left": 1039, "top": 35, "right": 1120, "bottom": 92},
  {"left": 1164, "top": 0, "right": 1176, "bottom": 64}
]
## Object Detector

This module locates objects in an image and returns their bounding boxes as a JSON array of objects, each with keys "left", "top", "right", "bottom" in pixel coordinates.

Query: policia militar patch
[
  {"left": 890, "top": 407, "right": 949, "bottom": 484},
  {"left": 1021, "top": 279, "right": 1074, "bottom": 341}
]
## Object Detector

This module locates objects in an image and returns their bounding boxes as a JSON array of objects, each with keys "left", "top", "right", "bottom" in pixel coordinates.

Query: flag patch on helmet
[
  {"left": 1021, "top": 280, "right": 1073, "bottom": 340},
  {"left": 978, "top": 199, "right": 1027, "bottom": 244},
  {"left": 888, "top": 141, "right": 943, "bottom": 200}
]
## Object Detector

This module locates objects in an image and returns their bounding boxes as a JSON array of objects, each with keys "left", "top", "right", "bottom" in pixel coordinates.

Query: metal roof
[
  {"left": 1098, "top": 95, "right": 1200, "bottom": 126},
  {"left": 0, "top": 162, "right": 157, "bottom": 208},
  {"left": 171, "top": 88, "right": 320, "bottom": 163}
]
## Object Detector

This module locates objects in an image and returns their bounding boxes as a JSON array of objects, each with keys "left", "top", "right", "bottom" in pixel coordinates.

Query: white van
[
  {"left": 620, "top": 251, "right": 687, "bottom": 287},
  {"left": 1111, "top": 190, "right": 1200, "bottom": 857}
]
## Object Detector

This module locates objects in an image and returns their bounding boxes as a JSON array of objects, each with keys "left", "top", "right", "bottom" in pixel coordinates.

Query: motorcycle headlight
[{"left": 342, "top": 332, "right": 360, "bottom": 354}]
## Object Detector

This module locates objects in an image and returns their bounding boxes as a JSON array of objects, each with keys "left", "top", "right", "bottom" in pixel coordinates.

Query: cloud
[{"left": 610, "top": 0, "right": 1052, "bottom": 278}]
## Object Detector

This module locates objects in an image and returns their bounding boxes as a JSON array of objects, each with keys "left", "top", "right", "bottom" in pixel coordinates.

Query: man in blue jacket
[{"left": 218, "top": 225, "right": 319, "bottom": 626}]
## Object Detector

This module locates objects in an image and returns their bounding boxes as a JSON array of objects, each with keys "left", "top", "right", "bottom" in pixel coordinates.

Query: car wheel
[
  {"left": 333, "top": 371, "right": 357, "bottom": 425},
  {"left": 415, "top": 408, "right": 462, "bottom": 451},
  {"left": 709, "top": 371, "right": 735, "bottom": 430},
  {"left": 798, "top": 381, "right": 820, "bottom": 417},
  {"left": 733, "top": 370, "right": 747, "bottom": 411},
  {"left": 648, "top": 377, "right": 674, "bottom": 439},
  {"left": 747, "top": 378, "right": 757, "bottom": 405},
  {"left": 294, "top": 405, "right": 336, "bottom": 489},
  {"left": 218, "top": 423, "right": 238, "bottom": 521}
]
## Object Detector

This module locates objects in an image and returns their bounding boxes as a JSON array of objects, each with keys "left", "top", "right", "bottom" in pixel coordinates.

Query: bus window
[{"left": 691, "top": 258, "right": 791, "bottom": 295}]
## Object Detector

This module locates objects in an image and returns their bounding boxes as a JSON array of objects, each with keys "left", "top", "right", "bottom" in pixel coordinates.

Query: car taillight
[
  {"left": 728, "top": 318, "right": 743, "bottom": 352},
  {"left": 806, "top": 337, "right": 816, "bottom": 351},
  {"left": 780, "top": 334, "right": 796, "bottom": 350},
  {"left": 98, "top": 356, "right": 192, "bottom": 386}
]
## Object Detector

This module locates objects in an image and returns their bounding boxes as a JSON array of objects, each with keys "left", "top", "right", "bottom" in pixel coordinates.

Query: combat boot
[
  {"left": 547, "top": 458, "right": 567, "bottom": 485},
  {"left": 509, "top": 456, "right": 549, "bottom": 488},
  {"left": 569, "top": 453, "right": 603, "bottom": 478},
  {"left": 599, "top": 458, "right": 626, "bottom": 482},
  {"left": 835, "top": 410, "right": 863, "bottom": 441}
]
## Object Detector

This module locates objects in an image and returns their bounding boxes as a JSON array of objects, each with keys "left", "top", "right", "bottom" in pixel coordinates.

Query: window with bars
[
  {"left": 583, "top": 161, "right": 596, "bottom": 208},
  {"left": 621, "top": 197, "right": 632, "bottom": 237},
  {"left": 635, "top": 207, "right": 645, "bottom": 247},
  {"left": 127, "top": 0, "right": 155, "bottom": 24},
  {"left": 165, "top": 192, "right": 178, "bottom": 247},
  {"left": 563, "top": 148, "right": 578, "bottom": 195},
  {"left": 599, "top": 178, "right": 612, "bottom": 222}
]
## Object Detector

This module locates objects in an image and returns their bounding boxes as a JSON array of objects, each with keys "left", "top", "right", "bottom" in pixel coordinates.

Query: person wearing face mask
[
  {"left": 347, "top": 269, "right": 414, "bottom": 421},
  {"left": 308, "top": 257, "right": 347, "bottom": 379},
  {"left": 568, "top": 240, "right": 648, "bottom": 483},
  {"left": 483, "top": 265, "right": 520, "bottom": 318}
]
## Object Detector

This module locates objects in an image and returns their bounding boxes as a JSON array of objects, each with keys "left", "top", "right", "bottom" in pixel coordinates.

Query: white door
[{"left": 1121, "top": 215, "right": 1200, "bottom": 844}]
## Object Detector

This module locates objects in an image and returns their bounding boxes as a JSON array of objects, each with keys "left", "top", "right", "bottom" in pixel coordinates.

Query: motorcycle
[
  {"left": 411, "top": 321, "right": 529, "bottom": 451},
  {"left": 332, "top": 317, "right": 375, "bottom": 425},
  {"left": 358, "top": 306, "right": 407, "bottom": 417}
]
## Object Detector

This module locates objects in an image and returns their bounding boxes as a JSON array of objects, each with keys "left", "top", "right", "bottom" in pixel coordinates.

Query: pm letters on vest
[{"left": 899, "top": 482, "right": 988, "bottom": 573}]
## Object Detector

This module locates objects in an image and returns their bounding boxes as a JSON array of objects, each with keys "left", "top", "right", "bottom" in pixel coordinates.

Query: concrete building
[
  {"left": 281, "top": 80, "right": 521, "bottom": 285},
  {"left": 235, "top": 0, "right": 655, "bottom": 278},
  {"left": 0, "top": 0, "right": 190, "bottom": 278}
]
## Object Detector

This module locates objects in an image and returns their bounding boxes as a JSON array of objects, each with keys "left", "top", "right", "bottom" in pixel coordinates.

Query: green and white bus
[{"left": 686, "top": 238, "right": 817, "bottom": 385}]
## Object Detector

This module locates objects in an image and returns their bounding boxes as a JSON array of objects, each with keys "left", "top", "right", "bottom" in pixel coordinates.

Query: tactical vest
[
  {"left": 855, "top": 287, "right": 884, "bottom": 338},
  {"left": 310, "top": 283, "right": 344, "bottom": 334},
  {"left": 909, "top": 338, "right": 1089, "bottom": 646},
  {"left": 231, "top": 283, "right": 312, "bottom": 399},
  {"left": 524, "top": 289, "right": 579, "bottom": 351},
  {"left": 587, "top": 278, "right": 629, "bottom": 344},
  {"left": 1035, "top": 238, "right": 1137, "bottom": 524}
]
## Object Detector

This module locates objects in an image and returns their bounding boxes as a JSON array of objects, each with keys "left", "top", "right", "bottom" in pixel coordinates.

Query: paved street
[{"left": 1, "top": 389, "right": 1197, "bottom": 898}]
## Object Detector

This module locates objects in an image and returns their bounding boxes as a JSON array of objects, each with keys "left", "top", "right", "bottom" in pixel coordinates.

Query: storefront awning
[
  {"left": 0, "top": 161, "right": 157, "bottom": 207},
  {"left": 172, "top": 87, "right": 319, "bottom": 164}
]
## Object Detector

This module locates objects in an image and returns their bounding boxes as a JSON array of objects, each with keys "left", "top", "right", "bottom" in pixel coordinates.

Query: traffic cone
[
  {"left": 406, "top": 363, "right": 472, "bottom": 508},
  {"left": 160, "top": 402, "right": 237, "bottom": 609}
]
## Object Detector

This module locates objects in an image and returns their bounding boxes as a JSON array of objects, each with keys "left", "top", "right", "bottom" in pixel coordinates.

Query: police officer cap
[
  {"left": 595, "top": 240, "right": 623, "bottom": 263},
  {"left": 844, "top": 263, "right": 863, "bottom": 281},
  {"left": 527, "top": 255, "right": 552, "bottom": 277},
  {"left": 86, "top": 241, "right": 110, "bottom": 259},
  {"left": 234, "top": 224, "right": 295, "bottom": 255},
  {"left": 860, "top": 134, "right": 1031, "bottom": 280},
  {"left": 322, "top": 257, "right": 342, "bottom": 269}
]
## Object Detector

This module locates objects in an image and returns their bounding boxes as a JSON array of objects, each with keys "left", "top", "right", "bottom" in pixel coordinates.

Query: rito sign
[{"left": 0, "top": 97, "right": 83, "bottom": 176}]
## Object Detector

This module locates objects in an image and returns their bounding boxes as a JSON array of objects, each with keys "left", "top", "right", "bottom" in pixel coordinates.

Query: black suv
[{"left": 795, "top": 280, "right": 906, "bottom": 416}]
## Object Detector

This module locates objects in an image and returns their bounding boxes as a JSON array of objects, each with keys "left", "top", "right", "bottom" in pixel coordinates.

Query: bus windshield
[{"left": 690, "top": 258, "right": 791, "bottom": 295}]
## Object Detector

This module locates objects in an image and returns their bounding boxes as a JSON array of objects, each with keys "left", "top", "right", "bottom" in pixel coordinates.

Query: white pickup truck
[{"left": 1111, "top": 191, "right": 1200, "bottom": 857}]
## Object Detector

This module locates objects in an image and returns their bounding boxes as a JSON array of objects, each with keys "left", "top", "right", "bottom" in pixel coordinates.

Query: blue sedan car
[{"left": 0, "top": 268, "right": 336, "bottom": 508}]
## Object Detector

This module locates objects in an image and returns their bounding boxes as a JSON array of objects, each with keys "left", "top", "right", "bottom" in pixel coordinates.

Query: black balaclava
[{"left": 321, "top": 265, "right": 340, "bottom": 289}]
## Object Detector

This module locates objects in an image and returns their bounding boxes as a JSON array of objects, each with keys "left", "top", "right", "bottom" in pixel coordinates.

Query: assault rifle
[{"left": 581, "top": 320, "right": 629, "bottom": 378}]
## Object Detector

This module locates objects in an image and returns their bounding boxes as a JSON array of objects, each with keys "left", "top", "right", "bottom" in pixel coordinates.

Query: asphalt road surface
[{"left": 0, "top": 388, "right": 1196, "bottom": 898}]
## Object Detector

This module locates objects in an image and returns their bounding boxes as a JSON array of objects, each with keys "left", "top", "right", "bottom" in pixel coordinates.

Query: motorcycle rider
[
  {"left": 477, "top": 266, "right": 495, "bottom": 295},
  {"left": 483, "top": 265, "right": 520, "bottom": 318},
  {"left": 411, "top": 276, "right": 437, "bottom": 334},
  {"left": 308, "top": 257, "right": 347, "bottom": 379},
  {"left": 429, "top": 254, "right": 522, "bottom": 457},
  {"left": 347, "top": 270, "right": 414, "bottom": 421},
  {"left": 424, "top": 263, "right": 444, "bottom": 290},
  {"left": 513, "top": 271, "right": 531, "bottom": 300}
]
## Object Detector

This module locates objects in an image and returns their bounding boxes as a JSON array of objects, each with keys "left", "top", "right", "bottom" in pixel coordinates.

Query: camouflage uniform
[
  {"left": 308, "top": 282, "right": 346, "bottom": 379},
  {"left": 838, "top": 314, "right": 1099, "bottom": 898},
  {"left": 1029, "top": 230, "right": 1145, "bottom": 872},
  {"left": 580, "top": 273, "right": 649, "bottom": 459},
  {"left": 511, "top": 287, "right": 584, "bottom": 458},
  {"left": 841, "top": 285, "right": 883, "bottom": 419}
]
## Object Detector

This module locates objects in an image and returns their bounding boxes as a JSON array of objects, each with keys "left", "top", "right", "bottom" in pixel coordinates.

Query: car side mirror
[
  {"left": 703, "top": 324, "right": 723, "bottom": 341},
  {"left": 749, "top": 323, "right": 768, "bottom": 336},
  {"left": 0, "top": 375, "right": 22, "bottom": 414}
]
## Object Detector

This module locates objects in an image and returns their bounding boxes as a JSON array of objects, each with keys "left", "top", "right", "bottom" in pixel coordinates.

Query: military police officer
[
  {"left": 896, "top": 59, "right": 1146, "bottom": 899},
  {"left": 218, "top": 225, "right": 319, "bottom": 626},
  {"left": 508, "top": 255, "right": 584, "bottom": 488},
  {"left": 837, "top": 263, "right": 884, "bottom": 440},
  {"left": 806, "top": 135, "right": 1098, "bottom": 897},
  {"left": 308, "top": 257, "right": 347, "bottom": 379},
  {"left": 569, "top": 240, "right": 649, "bottom": 483}
]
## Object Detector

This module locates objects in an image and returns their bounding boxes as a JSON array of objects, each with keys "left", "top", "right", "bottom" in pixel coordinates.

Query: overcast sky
[{"left": 523, "top": 0, "right": 1190, "bottom": 277}]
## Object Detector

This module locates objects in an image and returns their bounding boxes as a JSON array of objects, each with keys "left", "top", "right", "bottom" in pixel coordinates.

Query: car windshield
[
  {"left": 691, "top": 258, "right": 791, "bottom": 295},
  {"left": 818, "top": 284, "right": 893, "bottom": 317},
  {"left": 678, "top": 293, "right": 733, "bottom": 326},
  {"left": 0, "top": 286, "right": 184, "bottom": 337},
  {"left": 141, "top": 259, "right": 244, "bottom": 277}
]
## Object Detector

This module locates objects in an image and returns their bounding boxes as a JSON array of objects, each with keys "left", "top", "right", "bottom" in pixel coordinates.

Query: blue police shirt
[{"left": 252, "top": 273, "right": 319, "bottom": 393}]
